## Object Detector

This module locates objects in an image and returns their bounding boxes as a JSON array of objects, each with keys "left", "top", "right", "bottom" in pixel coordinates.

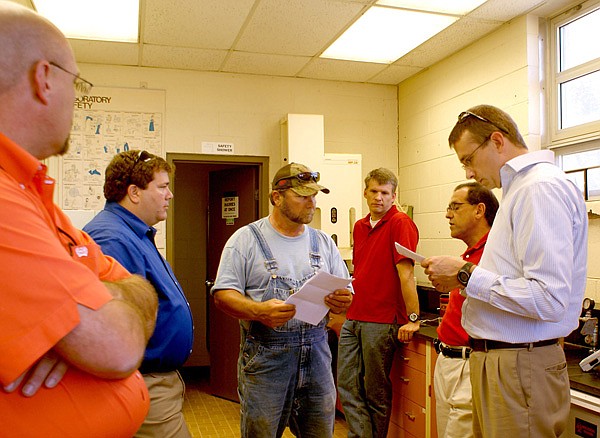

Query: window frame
[
  {"left": 555, "top": 138, "right": 600, "bottom": 200},
  {"left": 548, "top": 0, "right": 600, "bottom": 146}
]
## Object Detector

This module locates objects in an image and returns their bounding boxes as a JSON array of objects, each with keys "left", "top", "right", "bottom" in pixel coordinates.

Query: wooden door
[{"left": 207, "top": 166, "right": 259, "bottom": 401}]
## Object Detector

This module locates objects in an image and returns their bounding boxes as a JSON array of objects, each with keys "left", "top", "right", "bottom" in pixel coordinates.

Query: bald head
[
  {"left": 0, "top": 3, "right": 78, "bottom": 160},
  {"left": 0, "top": 2, "right": 69, "bottom": 94}
]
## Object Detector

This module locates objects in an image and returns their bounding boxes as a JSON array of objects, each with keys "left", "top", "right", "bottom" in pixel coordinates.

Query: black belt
[
  {"left": 469, "top": 337, "right": 559, "bottom": 352},
  {"left": 434, "top": 339, "right": 471, "bottom": 359}
]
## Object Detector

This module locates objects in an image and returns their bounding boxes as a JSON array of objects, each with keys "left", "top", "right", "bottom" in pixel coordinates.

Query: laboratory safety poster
[{"left": 56, "top": 87, "right": 165, "bottom": 211}]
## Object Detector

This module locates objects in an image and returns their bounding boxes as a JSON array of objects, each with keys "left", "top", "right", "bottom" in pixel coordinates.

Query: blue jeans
[
  {"left": 238, "top": 323, "right": 336, "bottom": 438},
  {"left": 337, "top": 320, "right": 398, "bottom": 438}
]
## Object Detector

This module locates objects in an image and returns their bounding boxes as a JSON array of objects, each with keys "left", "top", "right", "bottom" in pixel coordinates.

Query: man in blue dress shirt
[{"left": 84, "top": 150, "right": 194, "bottom": 438}]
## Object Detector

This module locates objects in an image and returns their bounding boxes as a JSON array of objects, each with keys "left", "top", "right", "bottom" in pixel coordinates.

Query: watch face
[
  {"left": 409, "top": 312, "right": 419, "bottom": 322},
  {"left": 457, "top": 270, "right": 470, "bottom": 286}
]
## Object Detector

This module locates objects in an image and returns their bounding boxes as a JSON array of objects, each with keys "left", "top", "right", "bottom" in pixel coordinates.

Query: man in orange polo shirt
[{"left": 0, "top": 3, "right": 158, "bottom": 437}]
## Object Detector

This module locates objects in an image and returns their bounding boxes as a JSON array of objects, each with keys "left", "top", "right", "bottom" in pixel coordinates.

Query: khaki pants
[
  {"left": 434, "top": 352, "right": 473, "bottom": 438},
  {"left": 469, "top": 343, "right": 569, "bottom": 438},
  {"left": 135, "top": 370, "right": 191, "bottom": 438}
]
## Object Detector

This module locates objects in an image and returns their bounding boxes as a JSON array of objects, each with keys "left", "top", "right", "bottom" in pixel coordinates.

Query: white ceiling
[{"left": 15, "top": 0, "right": 575, "bottom": 85}]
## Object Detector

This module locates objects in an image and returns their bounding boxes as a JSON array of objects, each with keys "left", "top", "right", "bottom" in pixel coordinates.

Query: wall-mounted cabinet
[{"left": 280, "top": 114, "right": 362, "bottom": 260}]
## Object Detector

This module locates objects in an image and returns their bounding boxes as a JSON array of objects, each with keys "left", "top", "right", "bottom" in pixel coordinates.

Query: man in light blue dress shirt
[{"left": 422, "top": 105, "right": 587, "bottom": 437}]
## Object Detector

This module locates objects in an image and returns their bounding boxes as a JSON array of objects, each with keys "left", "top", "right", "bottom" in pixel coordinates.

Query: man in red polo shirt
[
  {"left": 433, "top": 182, "right": 498, "bottom": 437},
  {"left": 337, "top": 168, "right": 420, "bottom": 438}
]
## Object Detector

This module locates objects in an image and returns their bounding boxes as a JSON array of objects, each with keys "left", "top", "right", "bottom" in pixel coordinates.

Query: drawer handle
[
  {"left": 399, "top": 355, "right": 410, "bottom": 362},
  {"left": 400, "top": 377, "right": 410, "bottom": 383},
  {"left": 404, "top": 411, "right": 416, "bottom": 421}
]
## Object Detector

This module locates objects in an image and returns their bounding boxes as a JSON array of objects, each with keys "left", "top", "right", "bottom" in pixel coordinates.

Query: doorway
[{"left": 166, "top": 154, "right": 269, "bottom": 401}]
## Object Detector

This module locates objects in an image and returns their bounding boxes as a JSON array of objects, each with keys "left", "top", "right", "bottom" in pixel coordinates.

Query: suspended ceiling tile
[
  {"left": 142, "top": 44, "right": 227, "bottom": 71},
  {"left": 223, "top": 51, "right": 311, "bottom": 77},
  {"left": 235, "top": 0, "right": 366, "bottom": 56},
  {"left": 70, "top": 40, "right": 140, "bottom": 66},
  {"left": 11, "top": 0, "right": 579, "bottom": 85},
  {"left": 298, "top": 58, "right": 388, "bottom": 83},
  {"left": 368, "top": 65, "right": 424, "bottom": 85},
  {"left": 394, "top": 17, "right": 502, "bottom": 68},
  {"left": 469, "top": 0, "right": 547, "bottom": 21},
  {"left": 10, "top": 0, "right": 34, "bottom": 7},
  {"left": 143, "top": 0, "right": 255, "bottom": 49}
]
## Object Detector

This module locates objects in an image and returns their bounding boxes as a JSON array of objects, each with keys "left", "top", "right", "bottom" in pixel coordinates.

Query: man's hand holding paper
[
  {"left": 325, "top": 288, "right": 353, "bottom": 314},
  {"left": 421, "top": 255, "right": 466, "bottom": 292},
  {"left": 395, "top": 241, "right": 467, "bottom": 292},
  {"left": 285, "top": 271, "right": 352, "bottom": 325}
]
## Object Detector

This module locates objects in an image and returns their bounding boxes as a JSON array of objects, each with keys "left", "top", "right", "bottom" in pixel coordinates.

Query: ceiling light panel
[
  {"left": 33, "top": 0, "right": 139, "bottom": 43},
  {"left": 321, "top": 7, "right": 458, "bottom": 64}
]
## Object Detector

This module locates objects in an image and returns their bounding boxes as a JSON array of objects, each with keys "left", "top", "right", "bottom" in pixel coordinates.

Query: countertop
[
  {"left": 564, "top": 343, "right": 600, "bottom": 398},
  {"left": 415, "top": 318, "right": 600, "bottom": 399}
]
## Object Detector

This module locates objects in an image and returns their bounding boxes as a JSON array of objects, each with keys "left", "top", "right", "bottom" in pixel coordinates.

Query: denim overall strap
[
  {"left": 239, "top": 224, "right": 335, "bottom": 438},
  {"left": 308, "top": 227, "right": 321, "bottom": 272},
  {"left": 248, "top": 222, "right": 278, "bottom": 274},
  {"left": 246, "top": 223, "right": 326, "bottom": 334}
]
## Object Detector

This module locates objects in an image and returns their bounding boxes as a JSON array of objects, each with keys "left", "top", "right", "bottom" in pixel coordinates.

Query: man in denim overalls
[{"left": 212, "top": 163, "right": 353, "bottom": 438}]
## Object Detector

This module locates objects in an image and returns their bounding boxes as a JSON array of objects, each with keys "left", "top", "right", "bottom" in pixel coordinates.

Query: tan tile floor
[{"left": 182, "top": 368, "right": 349, "bottom": 437}]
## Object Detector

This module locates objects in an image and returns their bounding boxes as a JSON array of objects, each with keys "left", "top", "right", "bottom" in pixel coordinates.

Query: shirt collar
[
  {"left": 500, "top": 149, "right": 555, "bottom": 193},
  {"left": 104, "top": 201, "right": 156, "bottom": 239},
  {"left": 368, "top": 204, "right": 399, "bottom": 223},
  {"left": 0, "top": 132, "right": 45, "bottom": 185},
  {"left": 462, "top": 231, "right": 489, "bottom": 258}
]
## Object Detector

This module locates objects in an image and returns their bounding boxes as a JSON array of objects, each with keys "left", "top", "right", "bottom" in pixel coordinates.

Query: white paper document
[
  {"left": 395, "top": 242, "right": 425, "bottom": 263},
  {"left": 285, "top": 271, "right": 352, "bottom": 325}
]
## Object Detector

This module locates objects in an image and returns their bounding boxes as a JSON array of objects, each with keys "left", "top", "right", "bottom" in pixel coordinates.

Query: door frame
[{"left": 165, "top": 153, "right": 270, "bottom": 266}]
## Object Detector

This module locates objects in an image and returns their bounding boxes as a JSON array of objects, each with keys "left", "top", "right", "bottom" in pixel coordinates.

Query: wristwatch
[
  {"left": 457, "top": 262, "right": 475, "bottom": 287},
  {"left": 408, "top": 312, "right": 419, "bottom": 323}
]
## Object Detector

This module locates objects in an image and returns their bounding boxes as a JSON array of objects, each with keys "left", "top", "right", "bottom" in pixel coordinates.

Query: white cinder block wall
[
  {"left": 397, "top": 14, "right": 600, "bottom": 305},
  {"left": 77, "top": 65, "right": 398, "bottom": 184},
  {"left": 77, "top": 64, "right": 399, "bottom": 295},
  {"left": 77, "top": 11, "right": 598, "bottom": 305}
]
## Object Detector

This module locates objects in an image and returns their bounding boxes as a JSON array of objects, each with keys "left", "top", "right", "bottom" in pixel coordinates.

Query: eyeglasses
[
  {"left": 457, "top": 111, "right": 509, "bottom": 135},
  {"left": 49, "top": 61, "right": 93, "bottom": 95},
  {"left": 446, "top": 202, "right": 470, "bottom": 213},
  {"left": 460, "top": 135, "right": 490, "bottom": 170},
  {"left": 274, "top": 171, "right": 320, "bottom": 187}
]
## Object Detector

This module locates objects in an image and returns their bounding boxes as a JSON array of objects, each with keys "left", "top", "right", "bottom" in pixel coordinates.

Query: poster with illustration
[{"left": 58, "top": 87, "right": 165, "bottom": 211}]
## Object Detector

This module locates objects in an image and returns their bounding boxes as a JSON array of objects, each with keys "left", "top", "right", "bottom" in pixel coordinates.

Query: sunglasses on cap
[{"left": 274, "top": 171, "right": 320, "bottom": 186}]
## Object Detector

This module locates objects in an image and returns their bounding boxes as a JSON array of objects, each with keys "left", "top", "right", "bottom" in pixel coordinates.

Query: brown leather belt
[{"left": 469, "top": 337, "right": 559, "bottom": 352}]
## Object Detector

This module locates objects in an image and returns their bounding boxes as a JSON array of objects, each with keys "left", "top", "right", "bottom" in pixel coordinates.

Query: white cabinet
[{"left": 280, "top": 114, "right": 362, "bottom": 257}]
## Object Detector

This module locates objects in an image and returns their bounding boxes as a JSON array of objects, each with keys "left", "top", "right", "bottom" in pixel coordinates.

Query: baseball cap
[{"left": 271, "top": 162, "right": 330, "bottom": 196}]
